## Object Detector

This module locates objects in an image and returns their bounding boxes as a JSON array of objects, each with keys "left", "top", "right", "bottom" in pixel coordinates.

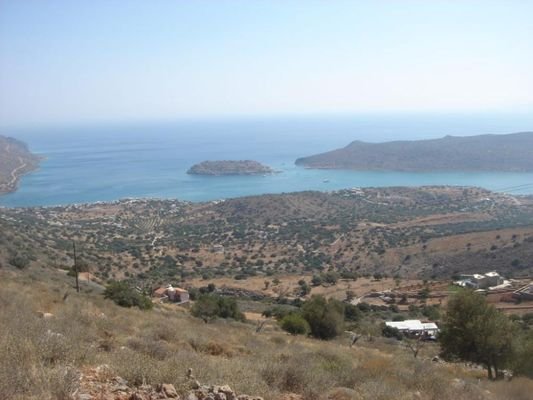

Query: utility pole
[{"left": 73, "top": 240, "right": 80, "bottom": 293}]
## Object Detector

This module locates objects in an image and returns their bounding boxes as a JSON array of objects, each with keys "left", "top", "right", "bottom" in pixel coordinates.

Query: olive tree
[{"left": 440, "top": 290, "right": 516, "bottom": 379}]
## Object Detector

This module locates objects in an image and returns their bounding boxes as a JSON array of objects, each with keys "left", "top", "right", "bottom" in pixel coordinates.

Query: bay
[{"left": 2, "top": 113, "right": 533, "bottom": 207}]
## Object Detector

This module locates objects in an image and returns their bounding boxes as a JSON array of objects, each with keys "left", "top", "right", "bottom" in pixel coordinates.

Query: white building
[
  {"left": 385, "top": 320, "right": 439, "bottom": 338},
  {"left": 456, "top": 271, "right": 504, "bottom": 289}
]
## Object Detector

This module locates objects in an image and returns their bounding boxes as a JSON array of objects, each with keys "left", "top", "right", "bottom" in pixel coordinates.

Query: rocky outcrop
[{"left": 75, "top": 365, "right": 264, "bottom": 400}]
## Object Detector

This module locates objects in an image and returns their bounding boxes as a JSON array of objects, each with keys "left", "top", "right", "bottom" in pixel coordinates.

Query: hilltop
[
  {"left": 187, "top": 160, "right": 275, "bottom": 176},
  {"left": 295, "top": 132, "right": 533, "bottom": 172},
  {"left": 0, "top": 135, "right": 41, "bottom": 194}
]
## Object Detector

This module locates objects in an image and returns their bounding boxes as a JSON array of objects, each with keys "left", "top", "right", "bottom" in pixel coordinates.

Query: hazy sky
[{"left": 1, "top": 0, "right": 532, "bottom": 127}]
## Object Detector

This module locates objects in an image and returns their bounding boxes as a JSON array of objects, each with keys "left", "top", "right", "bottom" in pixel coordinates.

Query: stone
[
  {"left": 214, "top": 393, "right": 226, "bottom": 400},
  {"left": 160, "top": 383, "right": 179, "bottom": 398},
  {"left": 218, "top": 385, "right": 235, "bottom": 400},
  {"left": 186, "top": 393, "right": 199, "bottom": 400},
  {"left": 130, "top": 393, "right": 149, "bottom": 400},
  {"left": 194, "top": 387, "right": 210, "bottom": 400},
  {"left": 114, "top": 376, "right": 129, "bottom": 386},
  {"left": 191, "top": 380, "right": 201, "bottom": 390},
  {"left": 78, "top": 394, "right": 93, "bottom": 400}
]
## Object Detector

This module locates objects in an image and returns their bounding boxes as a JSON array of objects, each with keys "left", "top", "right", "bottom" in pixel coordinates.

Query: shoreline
[
  {"left": 0, "top": 155, "right": 44, "bottom": 196},
  {"left": 0, "top": 184, "right": 530, "bottom": 210}
]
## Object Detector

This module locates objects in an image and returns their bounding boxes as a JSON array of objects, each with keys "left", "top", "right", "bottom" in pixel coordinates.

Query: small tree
[
  {"left": 440, "top": 290, "right": 516, "bottom": 379},
  {"left": 280, "top": 314, "right": 310, "bottom": 335},
  {"left": 302, "top": 295, "right": 344, "bottom": 340},
  {"left": 191, "top": 294, "right": 245, "bottom": 322},
  {"left": 104, "top": 281, "right": 152, "bottom": 310}
]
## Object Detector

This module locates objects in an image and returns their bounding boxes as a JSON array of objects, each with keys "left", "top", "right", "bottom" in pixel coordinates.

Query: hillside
[
  {"left": 2, "top": 186, "right": 533, "bottom": 287},
  {"left": 295, "top": 132, "right": 533, "bottom": 171},
  {"left": 0, "top": 135, "right": 41, "bottom": 194},
  {"left": 187, "top": 160, "right": 275, "bottom": 176},
  {"left": 2, "top": 187, "right": 533, "bottom": 398},
  {"left": 1, "top": 269, "right": 532, "bottom": 400}
]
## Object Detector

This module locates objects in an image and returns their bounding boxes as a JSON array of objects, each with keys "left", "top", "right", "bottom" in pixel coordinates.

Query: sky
[{"left": 1, "top": 0, "right": 532, "bottom": 128}]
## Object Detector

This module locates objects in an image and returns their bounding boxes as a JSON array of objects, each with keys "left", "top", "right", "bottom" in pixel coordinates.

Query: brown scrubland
[{"left": 1, "top": 268, "right": 532, "bottom": 400}]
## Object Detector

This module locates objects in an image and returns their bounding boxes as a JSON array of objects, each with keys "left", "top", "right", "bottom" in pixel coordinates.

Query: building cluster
[
  {"left": 454, "top": 271, "right": 506, "bottom": 290},
  {"left": 153, "top": 284, "right": 189, "bottom": 304}
]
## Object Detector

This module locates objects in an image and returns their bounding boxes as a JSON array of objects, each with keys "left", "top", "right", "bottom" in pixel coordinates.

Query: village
[{"left": 142, "top": 269, "right": 533, "bottom": 342}]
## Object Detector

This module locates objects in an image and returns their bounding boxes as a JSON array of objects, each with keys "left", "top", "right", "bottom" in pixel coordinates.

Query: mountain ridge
[{"left": 296, "top": 131, "right": 533, "bottom": 172}]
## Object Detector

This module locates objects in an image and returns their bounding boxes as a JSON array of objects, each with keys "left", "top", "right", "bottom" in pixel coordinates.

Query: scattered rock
[
  {"left": 77, "top": 367, "right": 262, "bottom": 400},
  {"left": 37, "top": 311, "right": 55, "bottom": 319},
  {"left": 159, "top": 383, "right": 179, "bottom": 398}
]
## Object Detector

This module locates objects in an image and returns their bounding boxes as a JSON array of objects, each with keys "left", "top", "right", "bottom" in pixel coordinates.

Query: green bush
[
  {"left": 302, "top": 296, "right": 344, "bottom": 340},
  {"left": 103, "top": 281, "right": 152, "bottom": 310},
  {"left": 191, "top": 294, "right": 245, "bottom": 322},
  {"left": 382, "top": 324, "right": 403, "bottom": 340},
  {"left": 440, "top": 289, "right": 516, "bottom": 380},
  {"left": 9, "top": 254, "right": 29, "bottom": 269},
  {"left": 280, "top": 314, "right": 310, "bottom": 335}
]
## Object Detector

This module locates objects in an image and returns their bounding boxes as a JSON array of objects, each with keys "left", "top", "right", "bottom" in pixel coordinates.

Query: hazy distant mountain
[
  {"left": 295, "top": 132, "right": 533, "bottom": 172},
  {"left": 0, "top": 135, "right": 41, "bottom": 194}
]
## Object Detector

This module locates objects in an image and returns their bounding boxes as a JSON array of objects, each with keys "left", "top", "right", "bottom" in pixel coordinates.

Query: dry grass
[{"left": 0, "top": 270, "right": 531, "bottom": 400}]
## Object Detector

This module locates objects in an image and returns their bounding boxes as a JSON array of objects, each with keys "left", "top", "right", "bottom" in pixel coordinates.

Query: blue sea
[{"left": 2, "top": 113, "right": 533, "bottom": 208}]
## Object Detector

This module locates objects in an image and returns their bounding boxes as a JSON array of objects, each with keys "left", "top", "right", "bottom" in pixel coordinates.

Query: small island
[
  {"left": 187, "top": 160, "right": 275, "bottom": 176},
  {"left": 0, "top": 135, "right": 41, "bottom": 194}
]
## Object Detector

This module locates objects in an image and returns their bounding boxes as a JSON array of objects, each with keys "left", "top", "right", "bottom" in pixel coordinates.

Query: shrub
[
  {"left": 191, "top": 294, "right": 245, "bottom": 322},
  {"left": 9, "top": 254, "right": 29, "bottom": 269},
  {"left": 302, "top": 296, "right": 344, "bottom": 340},
  {"left": 382, "top": 324, "right": 403, "bottom": 340},
  {"left": 344, "top": 303, "right": 361, "bottom": 322},
  {"left": 280, "top": 314, "right": 310, "bottom": 335},
  {"left": 103, "top": 281, "right": 153, "bottom": 310}
]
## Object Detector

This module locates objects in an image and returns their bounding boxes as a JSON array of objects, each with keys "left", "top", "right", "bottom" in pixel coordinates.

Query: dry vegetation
[{"left": 1, "top": 268, "right": 532, "bottom": 400}]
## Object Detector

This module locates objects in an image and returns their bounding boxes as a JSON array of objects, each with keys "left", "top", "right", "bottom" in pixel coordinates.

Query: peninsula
[
  {"left": 295, "top": 131, "right": 533, "bottom": 172},
  {"left": 187, "top": 160, "right": 275, "bottom": 176},
  {"left": 0, "top": 135, "right": 41, "bottom": 194}
]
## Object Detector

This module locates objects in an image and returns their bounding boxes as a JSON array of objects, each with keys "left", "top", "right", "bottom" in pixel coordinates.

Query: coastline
[{"left": 0, "top": 155, "right": 44, "bottom": 196}]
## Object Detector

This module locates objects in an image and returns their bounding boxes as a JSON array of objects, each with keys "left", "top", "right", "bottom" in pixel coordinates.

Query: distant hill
[
  {"left": 295, "top": 132, "right": 533, "bottom": 172},
  {"left": 187, "top": 160, "right": 275, "bottom": 176},
  {"left": 0, "top": 135, "right": 41, "bottom": 194}
]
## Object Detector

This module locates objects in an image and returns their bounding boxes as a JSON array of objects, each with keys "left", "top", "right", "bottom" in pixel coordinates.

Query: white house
[{"left": 385, "top": 320, "right": 439, "bottom": 338}]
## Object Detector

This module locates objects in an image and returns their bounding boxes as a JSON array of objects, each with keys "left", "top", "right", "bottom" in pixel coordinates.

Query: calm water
[{"left": 2, "top": 113, "right": 533, "bottom": 207}]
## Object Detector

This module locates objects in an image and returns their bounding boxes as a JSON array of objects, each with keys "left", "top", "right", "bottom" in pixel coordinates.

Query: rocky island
[
  {"left": 0, "top": 135, "right": 41, "bottom": 194},
  {"left": 296, "top": 131, "right": 533, "bottom": 172},
  {"left": 187, "top": 160, "right": 275, "bottom": 176}
]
